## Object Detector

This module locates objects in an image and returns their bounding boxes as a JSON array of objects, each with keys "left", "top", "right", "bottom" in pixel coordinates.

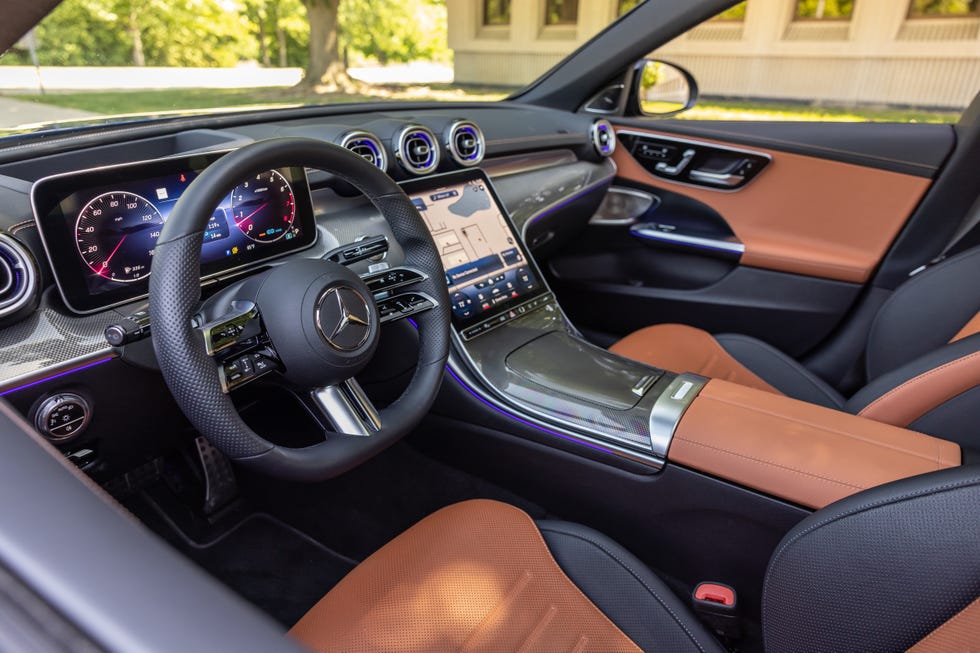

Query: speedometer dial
[
  {"left": 75, "top": 191, "right": 163, "bottom": 283},
  {"left": 231, "top": 170, "right": 296, "bottom": 243}
]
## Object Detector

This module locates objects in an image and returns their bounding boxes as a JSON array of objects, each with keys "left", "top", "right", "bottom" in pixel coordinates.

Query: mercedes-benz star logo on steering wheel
[{"left": 315, "top": 286, "right": 372, "bottom": 351}]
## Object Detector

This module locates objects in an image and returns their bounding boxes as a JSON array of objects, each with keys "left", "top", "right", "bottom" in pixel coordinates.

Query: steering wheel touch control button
[
  {"left": 200, "top": 301, "right": 262, "bottom": 355},
  {"left": 34, "top": 393, "right": 91, "bottom": 441},
  {"left": 376, "top": 292, "right": 436, "bottom": 324}
]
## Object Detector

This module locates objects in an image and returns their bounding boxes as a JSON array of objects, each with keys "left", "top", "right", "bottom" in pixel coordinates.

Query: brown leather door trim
[
  {"left": 669, "top": 379, "right": 960, "bottom": 509},
  {"left": 613, "top": 127, "right": 932, "bottom": 283}
]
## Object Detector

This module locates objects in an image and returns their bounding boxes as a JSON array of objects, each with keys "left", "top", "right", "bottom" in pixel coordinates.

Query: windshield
[
  {"left": 0, "top": 0, "right": 967, "bottom": 138},
  {"left": 0, "top": 0, "right": 637, "bottom": 136}
]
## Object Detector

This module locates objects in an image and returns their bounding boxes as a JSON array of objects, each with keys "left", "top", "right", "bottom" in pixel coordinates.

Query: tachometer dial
[
  {"left": 75, "top": 191, "right": 164, "bottom": 283},
  {"left": 231, "top": 170, "right": 296, "bottom": 243}
]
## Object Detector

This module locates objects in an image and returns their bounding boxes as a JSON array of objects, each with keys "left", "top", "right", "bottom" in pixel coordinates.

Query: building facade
[{"left": 447, "top": 0, "right": 980, "bottom": 109}]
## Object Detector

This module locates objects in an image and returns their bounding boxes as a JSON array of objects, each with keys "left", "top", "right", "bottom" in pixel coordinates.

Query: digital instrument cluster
[{"left": 32, "top": 152, "right": 316, "bottom": 313}]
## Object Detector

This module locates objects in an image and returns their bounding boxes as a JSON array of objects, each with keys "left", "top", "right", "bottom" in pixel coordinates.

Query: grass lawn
[
  {"left": 6, "top": 84, "right": 511, "bottom": 117},
  {"left": 5, "top": 86, "right": 961, "bottom": 124}
]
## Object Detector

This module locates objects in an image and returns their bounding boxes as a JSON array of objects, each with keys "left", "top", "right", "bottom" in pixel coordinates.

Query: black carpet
[{"left": 184, "top": 514, "right": 355, "bottom": 626}]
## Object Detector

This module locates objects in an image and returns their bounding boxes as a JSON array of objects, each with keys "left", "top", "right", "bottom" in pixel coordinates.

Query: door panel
[
  {"left": 612, "top": 127, "right": 932, "bottom": 284},
  {"left": 546, "top": 120, "right": 951, "bottom": 356}
]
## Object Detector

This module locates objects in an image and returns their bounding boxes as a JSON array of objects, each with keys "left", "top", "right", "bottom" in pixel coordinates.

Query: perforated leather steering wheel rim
[{"left": 149, "top": 137, "right": 451, "bottom": 481}]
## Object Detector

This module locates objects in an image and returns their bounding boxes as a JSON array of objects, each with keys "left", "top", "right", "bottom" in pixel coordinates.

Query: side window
[{"left": 650, "top": 0, "right": 977, "bottom": 123}]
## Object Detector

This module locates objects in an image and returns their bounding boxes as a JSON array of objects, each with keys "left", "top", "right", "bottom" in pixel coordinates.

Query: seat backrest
[
  {"left": 762, "top": 466, "right": 980, "bottom": 653},
  {"left": 865, "top": 245, "right": 980, "bottom": 380}
]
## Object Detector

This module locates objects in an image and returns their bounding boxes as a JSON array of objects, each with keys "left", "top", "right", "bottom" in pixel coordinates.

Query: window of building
[
  {"left": 796, "top": 0, "right": 855, "bottom": 20},
  {"left": 907, "top": 0, "right": 980, "bottom": 17},
  {"left": 617, "top": 0, "right": 644, "bottom": 16},
  {"left": 545, "top": 0, "right": 579, "bottom": 26},
  {"left": 483, "top": 0, "right": 511, "bottom": 26},
  {"left": 714, "top": 1, "right": 748, "bottom": 21}
]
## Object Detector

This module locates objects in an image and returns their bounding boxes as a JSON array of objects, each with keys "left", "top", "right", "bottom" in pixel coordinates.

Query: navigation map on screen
[{"left": 408, "top": 177, "right": 544, "bottom": 328}]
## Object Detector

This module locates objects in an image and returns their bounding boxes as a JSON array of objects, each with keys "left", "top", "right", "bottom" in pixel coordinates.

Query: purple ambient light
[
  {"left": 443, "top": 364, "right": 615, "bottom": 455},
  {"left": 0, "top": 357, "right": 114, "bottom": 397}
]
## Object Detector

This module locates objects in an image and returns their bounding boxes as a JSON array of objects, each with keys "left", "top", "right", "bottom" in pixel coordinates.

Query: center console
[
  {"left": 402, "top": 170, "right": 963, "bottom": 502},
  {"left": 401, "top": 169, "right": 698, "bottom": 469}
]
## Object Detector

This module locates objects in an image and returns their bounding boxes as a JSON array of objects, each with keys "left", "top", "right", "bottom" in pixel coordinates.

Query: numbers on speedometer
[
  {"left": 231, "top": 170, "right": 296, "bottom": 243},
  {"left": 75, "top": 191, "right": 164, "bottom": 283}
]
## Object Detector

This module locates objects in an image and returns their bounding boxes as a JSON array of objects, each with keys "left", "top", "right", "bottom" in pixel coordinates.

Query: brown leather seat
[
  {"left": 609, "top": 247, "right": 980, "bottom": 449},
  {"left": 290, "top": 499, "right": 723, "bottom": 653},
  {"left": 290, "top": 471, "right": 980, "bottom": 653}
]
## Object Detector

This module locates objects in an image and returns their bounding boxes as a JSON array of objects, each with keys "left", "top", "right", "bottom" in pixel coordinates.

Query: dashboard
[{"left": 0, "top": 103, "right": 616, "bottom": 470}]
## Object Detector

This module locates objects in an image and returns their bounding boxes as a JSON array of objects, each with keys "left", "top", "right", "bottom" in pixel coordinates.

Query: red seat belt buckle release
[
  {"left": 692, "top": 582, "right": 741, "bottom": 643},
  {"left": 694, "top": 583, "right": 736, "bottom": 606}
]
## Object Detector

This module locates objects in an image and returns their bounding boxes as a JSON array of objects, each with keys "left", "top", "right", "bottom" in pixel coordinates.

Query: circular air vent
[
  {"left": 445, "top": 120, "right": 485, "bottom": 167},
  {"left": 591, "top": 119, "right": 616, "bottom": 157},
  {"left": 394, "top": 125, "right": 440, "bottom": 175},
  {"left": 339, "top": 131, "right": 388, "bottom": 172},
  {"left": 0, "top": 234, "right": 37, "bottom": 319}
]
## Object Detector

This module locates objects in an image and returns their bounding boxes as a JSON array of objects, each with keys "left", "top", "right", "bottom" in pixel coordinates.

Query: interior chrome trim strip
[
  {"left": 630, "top": 224, "right": 745, "bottom": 255},
  {"left": 649, "top": 373, "right": 707, "bottom": 458}
]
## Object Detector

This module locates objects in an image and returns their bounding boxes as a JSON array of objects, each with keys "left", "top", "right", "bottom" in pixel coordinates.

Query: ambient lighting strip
[
  {"left": 444, "top": 364, "right": 616, "bottom": 455},
  {"left": 0, "top": 356, "right": 114, "bottom": 397}
]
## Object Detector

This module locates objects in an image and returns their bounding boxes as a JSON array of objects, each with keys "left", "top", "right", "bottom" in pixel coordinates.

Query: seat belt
[{"left": 909, "top": 192, "right": 980, "bottom": 277}]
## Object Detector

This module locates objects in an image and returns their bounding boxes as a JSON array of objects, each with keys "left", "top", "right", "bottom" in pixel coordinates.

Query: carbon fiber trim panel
[{"left": 0, "top": 306, "right": 115, "bottom": 389}]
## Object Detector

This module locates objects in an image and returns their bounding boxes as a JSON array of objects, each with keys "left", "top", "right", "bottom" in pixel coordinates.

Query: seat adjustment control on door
[{"left": 618, "top": 131, "right": 770, "bottom": 190}]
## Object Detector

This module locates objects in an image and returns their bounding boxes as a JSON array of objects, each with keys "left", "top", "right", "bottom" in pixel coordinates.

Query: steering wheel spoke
[{"left": 312, "top": 378, "right": 381, "bottom": 436}]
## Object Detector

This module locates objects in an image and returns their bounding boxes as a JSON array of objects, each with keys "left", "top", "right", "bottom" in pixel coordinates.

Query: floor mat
[{"left": 143, "top": 507, "right": 356, "bottom": 627}]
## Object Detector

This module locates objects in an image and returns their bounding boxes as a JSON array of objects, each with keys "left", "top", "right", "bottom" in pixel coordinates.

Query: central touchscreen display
[{"left": 402, "top": 170, "right": 546, "bottom": 331}]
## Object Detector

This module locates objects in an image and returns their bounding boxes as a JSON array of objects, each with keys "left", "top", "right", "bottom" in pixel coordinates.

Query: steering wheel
[{"left": 149, "top": 138, "right": 451, "bottom": 481}]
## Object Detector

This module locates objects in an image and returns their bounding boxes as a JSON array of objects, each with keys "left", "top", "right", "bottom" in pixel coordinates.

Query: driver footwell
[
  {"left": 127, "top": 494, "right": 356, "bottom": 626},
  {"left": 120, "top": 440, "right": 544, "bottom": 627}
]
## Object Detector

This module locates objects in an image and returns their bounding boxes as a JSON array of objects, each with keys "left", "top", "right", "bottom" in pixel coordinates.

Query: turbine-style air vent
[
  {"left": 446, "top": 120, "right": 485, "bottom": 167},
  {"left": 0, "top": 234, "right": 37, "bottom": 319},
  {"left": 339, "top": 131, "right": 388, "bottom": 172},
  {"left": 395, "top": 125, "right": 439, "bottom": 175},
  {"left": 591, "top": 119, "right": 616, "bottom": 157}
]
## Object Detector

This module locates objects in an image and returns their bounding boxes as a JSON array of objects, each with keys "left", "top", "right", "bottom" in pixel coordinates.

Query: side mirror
[{"left": 632, "top": 59, "right": 699, "bottom": 116}]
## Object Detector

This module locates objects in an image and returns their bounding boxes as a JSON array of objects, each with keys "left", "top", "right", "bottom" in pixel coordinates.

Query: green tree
[
  {"left": 2, "top": 0, "right": 255, "bottom": 67},
  {"left": 340, "top": 0, "right": 448, "bottom": 65},
  {"left": 300, "top": 0, "right": 345, "bottom": 88}
]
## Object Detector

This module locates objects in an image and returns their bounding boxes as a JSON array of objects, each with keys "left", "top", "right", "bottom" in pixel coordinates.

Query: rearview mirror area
[{"left": 633, "top": 59, "right": 699, "bottom": 117}]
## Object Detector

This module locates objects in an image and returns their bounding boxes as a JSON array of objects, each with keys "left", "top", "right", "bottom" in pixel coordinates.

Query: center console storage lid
[{"left": 669, "top": 379, "right": 961, "bottom": 509}]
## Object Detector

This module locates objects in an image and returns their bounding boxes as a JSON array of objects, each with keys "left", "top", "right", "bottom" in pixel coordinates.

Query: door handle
[{"left": 688, "top": 169, "right": 745, "bottom": 188}]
